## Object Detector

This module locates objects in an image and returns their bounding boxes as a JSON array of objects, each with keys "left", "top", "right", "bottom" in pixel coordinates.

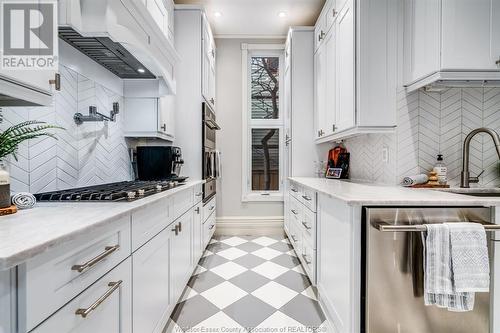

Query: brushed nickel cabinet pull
[
  {"left": 49, "top": 73, "right": 61, "bottom": 91},
  {"left": 302, "top": 195, "right": 312, "bottom": 201},
  {"left": 161, "top": 124, "right": 166, "bottom": 131},
  {"left": 178, "top": 222, "right": 182, "bottom": 232},
  {"left": 71, "top": 245, "right": 120, "bottom": 273},
  {"left": 291, "top": 235, "right": 297, "bottom": 242},
  {"left": 195, "top": 207, "right": 200, "bottom": 214},
  {"left": 75, "top": 280, "right": 122, "bottom": 318},
  {"left": 209, "top": 224, "right": 215, "bottom": 230},
  {"left": 302, "top": 221, "right": 312, "bottom": 230},
  {"left": 172, "top": 225, "right": 178, "bottom": 236},
  {"left": 291, "top": 209, "right": 298, "bottom": 215},
  {"left": 209, "top": 205, "right": 215, "bottom": 211},
  {"left": 196, "top": 192, "right": 203, "bottom": 197},
  {"left": 291, "top": 188, "right": 298, "bottom": 193}
]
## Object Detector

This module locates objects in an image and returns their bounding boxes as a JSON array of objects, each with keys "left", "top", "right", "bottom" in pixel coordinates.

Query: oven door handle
[{"left": 204, "top": 119, "right": 221, "bottom": 130}]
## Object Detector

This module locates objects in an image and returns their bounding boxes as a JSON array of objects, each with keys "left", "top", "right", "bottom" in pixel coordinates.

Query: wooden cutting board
[
  {"left": 0, "top": 205, "right": 17, "bottom": 216},
  {"left": 410, "top": 184, "right": 450, "bottom": 188}
]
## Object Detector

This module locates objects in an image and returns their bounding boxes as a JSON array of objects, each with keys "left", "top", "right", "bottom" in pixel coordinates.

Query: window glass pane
[
  {"left": 252, "top": 128, "right": 280, "bottom": 191},
  {"left": 251, "top": 57, "right": 279, "bottom": 119}
]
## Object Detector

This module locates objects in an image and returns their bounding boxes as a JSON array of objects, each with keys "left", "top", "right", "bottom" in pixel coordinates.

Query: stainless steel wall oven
[{"left": 202, "top": 102, "right": 221, "bottom": 203}]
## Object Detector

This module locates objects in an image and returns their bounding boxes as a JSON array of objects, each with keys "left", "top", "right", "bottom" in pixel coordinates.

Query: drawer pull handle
[
  {"left": 209, "top": 205, "right": 215, "bottom": 211},
  {"left": 302, "top": 254, "right": 312, "bottom": 265},
  {"left": 291, "top": 209, "right": 298, "bottom": 215},
  {"left": 301, "top": 221, "right": 312, "bottom": 230},
  {"left": 72, "top": 245, "right": 120, "bottom": 273},
  {"left": 196, "top": 192, "right": 203, "bottom": 197},
  {"left": 178, "top": 222, "right": 182, "bottom": 232},
  {"left": 291, "top": 235, "right": 297, "bottom": 242},
  {"left": 195, "top": 207, "right": 200, "bottom": 214},
  {"left": 291, "top": 188, "right": 298, "bottom": 193},
  {"left": 75, "top": 280, "right": 122, "bottom": 318},
  {"left": 209, "top": 224, "right": 215, "bottom": 230},
  {"left": 302, "top": 195, "right": 312, "bottom": 201},
  {"left": 172, "top": 225, "right": 179, "bottom": 236}
]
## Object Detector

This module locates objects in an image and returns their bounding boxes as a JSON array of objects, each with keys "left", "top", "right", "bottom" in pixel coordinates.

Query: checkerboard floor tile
[{"left": 166, "top": 234, "right": 327, "bottom": 332}]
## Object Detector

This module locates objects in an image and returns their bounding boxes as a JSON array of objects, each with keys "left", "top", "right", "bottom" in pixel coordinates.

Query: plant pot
[{"left": 0, "top": 160, "right": 11, "bottom": 209}]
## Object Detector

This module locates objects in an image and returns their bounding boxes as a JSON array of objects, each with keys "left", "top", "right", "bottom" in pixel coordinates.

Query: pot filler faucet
[
  {"left": 74, "top": 102, "right": 120, "bottom": 125},
  {"left": 461, "top": 127, "right": 500, "bottom": 188}
]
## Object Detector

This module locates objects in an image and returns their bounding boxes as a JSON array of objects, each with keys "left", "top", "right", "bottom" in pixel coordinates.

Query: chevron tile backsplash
[
  {"left": 0, "top": 65, "right": 132, "bottom": 194},
  {"left": 344, "top": 87, "right": 500, "bottom": 187}
]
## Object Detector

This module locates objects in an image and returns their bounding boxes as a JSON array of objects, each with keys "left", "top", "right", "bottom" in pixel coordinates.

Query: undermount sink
[{"left": 442, "top": 188, "right": 500, "bottom": 197}]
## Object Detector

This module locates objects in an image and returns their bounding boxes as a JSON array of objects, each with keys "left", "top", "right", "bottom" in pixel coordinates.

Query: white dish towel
[{"left": 422, "top": 222, "right": 489, "bottom": 312}]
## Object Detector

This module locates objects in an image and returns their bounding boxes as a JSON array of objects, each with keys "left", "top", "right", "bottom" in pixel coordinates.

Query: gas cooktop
[{"left": 34, "top": 178, "right": 188, "bottom": 202}]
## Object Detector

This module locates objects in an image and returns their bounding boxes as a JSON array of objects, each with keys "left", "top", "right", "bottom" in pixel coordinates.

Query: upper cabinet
[
  {"left": 144, "top": 0, "right": 175, "bottom": 43},
  {"left": 404, "top": 0, "right": 500, "bottom": 91},
  {"left": 0, "top": 0, "right": 59, "bottom": 106},
  {"left": 202, "top": 16, "right": 217, "bottom": 110},
  {"left": 314, "top": 0, "right": 397, "bottom": 143}
]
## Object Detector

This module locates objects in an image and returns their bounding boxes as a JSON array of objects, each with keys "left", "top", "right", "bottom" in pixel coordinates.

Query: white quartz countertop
[
  {"left": 289, "top": 177, "right": 500, "bottom": 206},
  {"left": 0, "top": 180, "right": 204, "bottom": 271}
]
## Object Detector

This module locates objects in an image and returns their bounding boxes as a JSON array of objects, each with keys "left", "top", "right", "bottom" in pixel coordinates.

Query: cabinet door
[
  {"left": 324, "top": 28, "right": 336, "bottom": 136},
  {"left": 133, "top": 229, "right": 172, "bottom": 333},
  {"left": 441, "top": 0, "right": 500, "bottom": 70},
  {"left": 317, "top": 195, "right": 353, "bottom": 332},
  {"left": 202, "top": 20, "right": 212, "bottom": 104},
  {"left": 192, "top": 202, "right": 203, "bottom": 265},
  {"left": 208, "top": 42, "right": 217, "bottom": 108},
  {"left": 403, "top": 0, "right": 440, "bottom": 84},
  {"left": 170, "top": 211, "right": 193, "bottom": 304},
  {"left": 314, "top": 44, "right": 326, "bottom": 139},
  {"left": 158, "top": 95, "right": 175, "bottom": 139},
  {"left": 32, "top": 259, "right": 132, "bottom": 333},
  {"left": 335, "top": 0, "right": 355, "bottom": 132},
  {"left": 284, "top": 63, "right": 292, "bottom": 177}
]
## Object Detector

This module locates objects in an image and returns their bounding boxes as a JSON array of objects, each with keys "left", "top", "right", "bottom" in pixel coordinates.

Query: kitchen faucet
[{"left": 461, "top": 128, "right": 500, "bottom": 188}]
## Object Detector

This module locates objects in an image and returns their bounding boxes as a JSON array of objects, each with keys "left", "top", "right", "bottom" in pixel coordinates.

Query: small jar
[{"left": 0, "top": 160, "right": 11, "bottom": 208}]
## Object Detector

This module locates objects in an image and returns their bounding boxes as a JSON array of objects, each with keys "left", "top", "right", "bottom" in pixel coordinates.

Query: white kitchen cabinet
[
  {"left": 192, "top": 202, "right": 203, "bottom": 265},
  {"left": 316, "top": 193, "right": 361, "bottom": 333},
  {"left": 123, "top": 96, "right": 175, "bottom": 141},
  {"left": 0, "top": 270, "right": 14, "bottom": 333},
  {"left": 202, "top": 16, "right": 217, "bottom": 109},
  {"left": 133, "top": 228, "right": 172, "bottom": 333},
  {"left": 170, "top": 210, "right": 193, "bottom": 303},
  {"left": 404, "top": 0, "right": 500, "bottom": 91},
  {"left": 0, "top": 0, "right": 59, "bottom": 107},
  {"left": 284, "top": 28, "right": 316, "bottom": 178},
  {"left": 335, "top": 0, "right": 355, "bottom": 132},
  {"left": 31, "top": 258, "right": 132, "bottom": 333},
  {"left": 314, "top": 0, "right": 397, "bottom": 143}
]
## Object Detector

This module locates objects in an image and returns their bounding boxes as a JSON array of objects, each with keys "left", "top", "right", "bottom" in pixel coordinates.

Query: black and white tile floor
[{"left": 165, "top": 235, "right": 327, "bottom": 333}]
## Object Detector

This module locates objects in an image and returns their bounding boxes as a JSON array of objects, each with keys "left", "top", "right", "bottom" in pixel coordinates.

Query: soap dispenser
[{"left": 433, "top": 154, "right": 447, "bottom": 185}]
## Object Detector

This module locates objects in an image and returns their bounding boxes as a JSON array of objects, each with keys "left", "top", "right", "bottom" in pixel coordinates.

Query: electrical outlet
[{"left": 382, "top": 146, "right": 389, "bottom": 163}]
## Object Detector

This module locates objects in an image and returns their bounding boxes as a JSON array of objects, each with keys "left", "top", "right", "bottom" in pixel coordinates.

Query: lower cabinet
[
  {"left": 170, "top": 209, "right": 193, "bottom": 304},
  {"left": 31, "top": 258, "right": 132, "bottom": 333},
  {"left": 132, "top": 228, "right": 173, "bottom": 333},
  {"left": 192, "top": 202, "right": 203, "bottom": 265}
]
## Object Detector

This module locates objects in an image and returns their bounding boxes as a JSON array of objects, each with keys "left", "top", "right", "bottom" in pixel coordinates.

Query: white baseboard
[{"left": 215, "top": 216, "right": 284, "bottom": 236}]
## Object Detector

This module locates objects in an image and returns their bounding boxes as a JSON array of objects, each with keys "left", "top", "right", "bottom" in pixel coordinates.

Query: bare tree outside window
[{"left": 250, "top": 57, "right": 280, "bottom": 191}]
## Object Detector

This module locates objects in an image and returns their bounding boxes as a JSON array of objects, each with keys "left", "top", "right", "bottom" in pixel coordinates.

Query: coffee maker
[{"left": 136, "top": 146, "right": 185, "bottom": 181}]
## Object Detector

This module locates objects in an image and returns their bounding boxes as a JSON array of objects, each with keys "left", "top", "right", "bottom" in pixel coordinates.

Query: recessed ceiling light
[
  {"left": 214, "top": 11, "right": 222, "bottom": 18},
  {"left": 278, "top": 11, "right": 287, "bottom": 18},
  {"left": 137, "top": 68, "right": 145, "bottom": 73}
]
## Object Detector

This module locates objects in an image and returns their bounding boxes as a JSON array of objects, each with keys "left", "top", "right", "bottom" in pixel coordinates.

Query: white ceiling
[{"left": 174, "top": 0, "right": 325, "bottom": 38}]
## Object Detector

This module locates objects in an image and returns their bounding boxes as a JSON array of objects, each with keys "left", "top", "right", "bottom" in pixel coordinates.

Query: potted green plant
[{"left": 0, "top": 120, "right": 62, "bottom": 208}]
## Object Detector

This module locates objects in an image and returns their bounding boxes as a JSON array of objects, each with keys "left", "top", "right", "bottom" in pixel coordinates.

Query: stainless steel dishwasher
[{"left": 363, "top": 207, "right": 498, "bottom": 333}]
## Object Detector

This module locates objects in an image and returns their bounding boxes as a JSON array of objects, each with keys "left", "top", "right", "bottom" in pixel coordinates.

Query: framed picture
[{"left": 326, "top": 167, "right": 343, "bottom": 179}]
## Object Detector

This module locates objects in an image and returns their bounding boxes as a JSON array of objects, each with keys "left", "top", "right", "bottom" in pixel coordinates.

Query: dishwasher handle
[{"left": 373, "top": 221, "right": 500, "bottom": 232}]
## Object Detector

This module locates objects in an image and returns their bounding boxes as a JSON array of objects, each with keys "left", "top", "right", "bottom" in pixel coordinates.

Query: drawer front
[
  {"left": 132, "top": 197, "right": 171, "bottom": 251},
  {"left": 203, "top": 197, "right": 216, "bottom": 223},
  {"left": 288, "top": 217, "right": 302, "bottom": 257},
  {"left": 173, "top": 187, "right": 194, "bottom": 221},
  {"left": 19, "top": 216, "right": 131, "bottom": 332},
  {"left": 194, "top": 185, "right": 203, "bottom": 204},
  {"left": 31, "top": 258, "right": 132, "bottom": 333},
  {"left": 289, "top": 182, "right": 300, "bottom": 199},
  {"left": 300, "top": 208, "right": 316, "bottom": 248},
  {"left": 300, "top": 187, "right": 317, "bottom": 212}
]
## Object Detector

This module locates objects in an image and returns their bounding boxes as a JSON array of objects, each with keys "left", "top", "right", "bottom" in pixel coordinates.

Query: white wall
[{"left": 215, "top": 38, "right": 284, "bottom": 218}]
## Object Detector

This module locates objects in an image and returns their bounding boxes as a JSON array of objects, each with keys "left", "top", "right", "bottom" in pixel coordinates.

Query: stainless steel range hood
[{"left": 58, "top": 0, "right": 179, "bottom": 94}]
